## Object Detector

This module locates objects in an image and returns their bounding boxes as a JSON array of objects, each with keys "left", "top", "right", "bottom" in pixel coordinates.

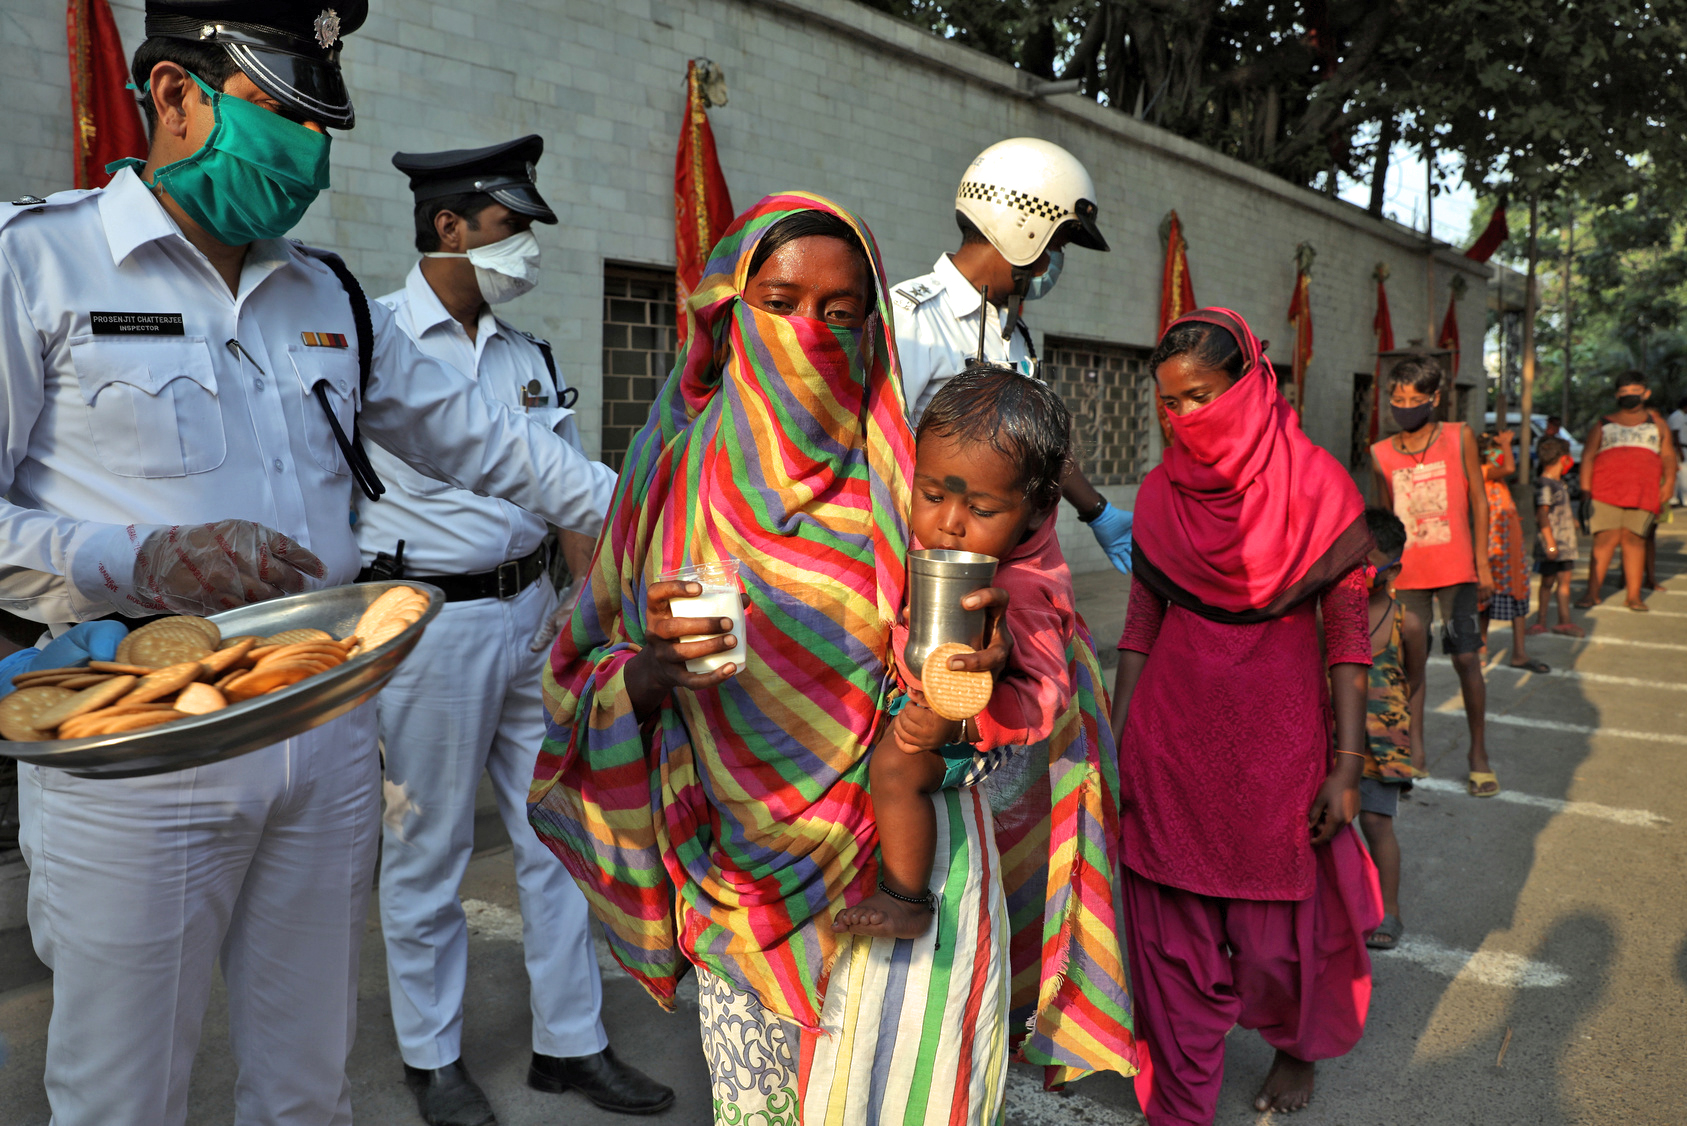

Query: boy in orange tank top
[{"left": 1368, "top": 356, "right": 1497, "bottom": 799}]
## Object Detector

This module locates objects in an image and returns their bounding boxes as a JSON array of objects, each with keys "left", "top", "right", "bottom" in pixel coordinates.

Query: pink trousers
[{"left": 1120, "top": 827, "right": 1382, "bottom": 1126}]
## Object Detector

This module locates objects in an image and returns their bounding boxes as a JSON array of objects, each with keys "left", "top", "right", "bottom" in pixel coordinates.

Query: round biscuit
[
  {"left": 88, "top": 660, "right": 160, "bottom": 675},
  {"left": 174, "top": 683, "right": 228, "bottom": 715},
  {"left": 921, "top": 642, "right": 993, "bottom": 722},
  {"left": 55, "top": 673, "right": 115, "bottom": 690},
  {"left": 56, "top": 703, "right": 176, "bottom": 740},
  {"left": 263, "top": 628, "right": 333, "bottom": 647},
  {"left": 200, "top": 636, "right": 258, "bottom": 675},
  {"left": 127, "top": 629, "right": 213, "bottom": 669},
  {"left": 121, "top": 661, "right": 206, "bottom": 705},
  {"left": 161, "top": 615, "right": 221, "bottom": 648},
  {"left": 81, "top": 710, "right": 184, "bottom": 737},
  {"left": 225, "top": 664, "right": 315, "bottom": 701},
  {"left": 0, "top": 686, "right": 76, "bottom": 742},
  {"left": 28, "top": 676, "right": 139, "bottom": 732}
]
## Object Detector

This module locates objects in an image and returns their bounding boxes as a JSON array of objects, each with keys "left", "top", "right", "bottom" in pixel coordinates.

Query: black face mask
[
  {"left": 1616, "top": 394, "right": 1645, "bottom": 410},
  {"left": 1392, "top": 401, "right": 1435, "bottom": 432}
]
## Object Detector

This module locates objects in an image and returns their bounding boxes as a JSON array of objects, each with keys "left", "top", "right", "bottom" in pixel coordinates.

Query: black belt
[{"left": 358, "top": 545, "right": 549, "bottom": 603}]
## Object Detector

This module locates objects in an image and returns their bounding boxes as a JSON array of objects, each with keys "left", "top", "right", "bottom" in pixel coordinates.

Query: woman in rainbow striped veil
[{"left": 528, "top": 192, "right": 1021, "bottom": 1122}]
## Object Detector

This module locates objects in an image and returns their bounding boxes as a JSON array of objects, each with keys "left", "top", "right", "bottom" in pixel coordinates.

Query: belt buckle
[{"left": 496, "top": 559, "right": 522, "bottom": 600}]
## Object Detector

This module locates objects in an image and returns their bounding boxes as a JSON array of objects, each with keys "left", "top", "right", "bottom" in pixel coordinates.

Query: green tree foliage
[{"left": 859, "top": 0, "right": 1687, "bottom": 204}]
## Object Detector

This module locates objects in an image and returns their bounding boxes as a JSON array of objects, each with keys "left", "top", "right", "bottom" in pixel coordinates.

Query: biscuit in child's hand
[{"left": 920, "top": 642, "right": 992, "bottom": 721}]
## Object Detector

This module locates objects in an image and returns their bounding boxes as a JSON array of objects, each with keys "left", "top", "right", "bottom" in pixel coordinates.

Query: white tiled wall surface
[{"left": 2, "top": 0, "right": 1490, "bottom": 574}]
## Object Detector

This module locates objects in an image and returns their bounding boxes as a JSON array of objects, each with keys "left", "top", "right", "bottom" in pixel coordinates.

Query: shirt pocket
[
  {"left": 67, "top": 335, "right": 226, "bottom": 478},
  {"left": 287, "top": 346, "right": 360, "bottom": 476}
]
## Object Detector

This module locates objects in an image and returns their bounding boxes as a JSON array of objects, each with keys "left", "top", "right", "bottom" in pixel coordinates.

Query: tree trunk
[
  {"left": 1368, "top": 115, "right": 1395, "bottom": 216},
  {"left": 1562, "top": 214, "right": 1573, "bottom": 421},
  {"left": 1520, "top": 194, "right": 1540, "bottom": 484}
]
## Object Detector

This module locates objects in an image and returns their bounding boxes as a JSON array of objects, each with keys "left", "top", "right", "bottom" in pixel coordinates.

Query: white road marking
[
  {"left": 1586, "top": 605, "right": 1687, "bottom": 618},
  {"left": 1375, "top": 935, "right": 1570, "bottom": 989},
  {"left": 1005, "top": 1069, "right": 1144, "bottom": 1125},
  {"left": 1530, "top": 632, "right": 1687, "bottom": 652},
  {"left": 462, "top": 897, "right": 524, "bottom": 942},
  {"left": 1489, "top": 664, "right": 1687, "bottom": 693},
  {"left": 1431, "top": 703, "right": 1687, "bottom": 747},
  {"left": 1413, "top": 776, "right": 1670, "bottom": 827}
]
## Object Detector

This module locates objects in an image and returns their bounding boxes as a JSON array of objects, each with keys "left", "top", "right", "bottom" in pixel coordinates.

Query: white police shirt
[
  {"left": 0, "top": 168, "right": 616, "bottom": 625},
  {"left": 891, "top": 252, "right": 1033, "bottom": 424},
  {"left": 354, "top": 264, "right": 581, "bottom": 576}
]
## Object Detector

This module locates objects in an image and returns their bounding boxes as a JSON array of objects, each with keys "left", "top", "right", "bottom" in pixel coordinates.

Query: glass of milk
[{"left": 662, "top": 561, "right": 747, "bottom": 676}]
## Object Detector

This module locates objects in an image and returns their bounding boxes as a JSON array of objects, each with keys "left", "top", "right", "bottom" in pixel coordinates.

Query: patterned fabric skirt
[
  {"left": 698, "top": 787, "right": 1010, "bottom": 1126},
  {"left": 1486, "top": 485, "right": 1530, "bottom": 603}
]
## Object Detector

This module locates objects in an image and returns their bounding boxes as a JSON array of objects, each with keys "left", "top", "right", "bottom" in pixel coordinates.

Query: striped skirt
[{"left": 698, "top": 786, "right": 1010, "bottom": 1125}]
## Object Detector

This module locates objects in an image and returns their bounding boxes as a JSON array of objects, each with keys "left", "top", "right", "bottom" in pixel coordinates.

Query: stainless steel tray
[{"left": 0, "top": 581, "right": 443, "bottom": 778}]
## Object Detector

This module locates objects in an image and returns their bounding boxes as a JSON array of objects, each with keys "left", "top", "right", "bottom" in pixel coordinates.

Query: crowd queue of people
[{"left": 0, "top": 4, "right": 1681, "bottom": 1126}]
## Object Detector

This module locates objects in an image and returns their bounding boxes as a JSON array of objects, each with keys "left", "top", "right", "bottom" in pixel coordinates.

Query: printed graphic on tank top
[{"left": 1394, "top": 461, "right": 1452, "bottom": 547}]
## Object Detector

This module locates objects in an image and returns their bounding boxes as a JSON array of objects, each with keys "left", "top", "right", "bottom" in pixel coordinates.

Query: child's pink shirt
[{"left": 893, "top": 517, "right": 1076, "bottom": 752}]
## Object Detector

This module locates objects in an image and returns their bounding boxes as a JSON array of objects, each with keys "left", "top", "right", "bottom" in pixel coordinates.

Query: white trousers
[
  {"left": 18, "top": 706, "right": 381, "bottom": 1126},
  {"left": 376, "top": 577, "right": 605, "bottom": 1069}
]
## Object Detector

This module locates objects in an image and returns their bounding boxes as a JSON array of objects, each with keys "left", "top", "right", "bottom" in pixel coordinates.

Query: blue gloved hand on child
[
  {"left": 0, "top": 620, "right": 129, "bottom": 699},
  {"left": 1088, "top": 503, "right": 1134, "bottom": 574}
]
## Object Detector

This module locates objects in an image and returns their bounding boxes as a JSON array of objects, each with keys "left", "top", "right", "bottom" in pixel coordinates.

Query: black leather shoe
[
  {"left": 528, "top": 1047, "right": 675, "bottom": 1115},
  {"left": 403, "top": 1059, "right": 496, "bottom": 1126}
]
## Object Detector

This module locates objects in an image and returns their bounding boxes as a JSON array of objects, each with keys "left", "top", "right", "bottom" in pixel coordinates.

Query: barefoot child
[
  {"left": 1479, "top": 430, "right": 1549, "bottom": 672},
  {"left": 1358, "top": 507, "right": 1413, "bottom": 951},
  {"left": 836, "top": 365, "right": 1078, "bottom": 939},
  {"left": 1530, "top": 437, "right": 1584, "bottom": 638}
]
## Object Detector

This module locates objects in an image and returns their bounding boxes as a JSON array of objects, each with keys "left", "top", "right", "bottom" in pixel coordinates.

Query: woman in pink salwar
[{"left": 1112, "top": 309, "right": 1383, "bottom": 1124}]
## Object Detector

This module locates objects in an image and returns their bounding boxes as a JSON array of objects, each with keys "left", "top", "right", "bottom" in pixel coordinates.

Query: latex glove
[
  {"left": 0, "top": 648, "right": 38, "bottom": 699},
  {"left": 1088, "top": 503, "right": 1134, "bottom": 574},
  {"left": 528, "top": 578, "right": 583, "bottom": 653},
  {"left": 31, "top": 620, "right": 127, "bottom": 670},
  {"left": 129, "top": 521, "right": 327, "bottom": 616}
]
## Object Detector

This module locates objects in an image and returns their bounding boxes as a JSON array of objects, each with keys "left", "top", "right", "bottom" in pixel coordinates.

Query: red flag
[
  {"left": 1464, "top": 205, "right": 1509, "bottom": 263},
  {"left": 1153, "top": 211, "right": 1196, "bottom": 447},
  {"left": 674, "top": 60, "right": 734, "bottom": 345},
  {"left": 1438, "top": 292, "right": 1460, "bottom": 381},
  {"left": 68, "top": 0, "right": 147, "bottom": 190},
  {"left": 1369, "top": 268, "right": 1394, "bottom": 444},
  {"left": 1286, "top": 244, "right": 1315, "bottom": 417}
]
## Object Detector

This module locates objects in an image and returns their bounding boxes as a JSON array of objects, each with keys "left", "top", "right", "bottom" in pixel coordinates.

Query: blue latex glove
[
  {"left": 31, "top": 620, "right": 127, "bottom": 671},
  {"left": 0, "top": 648, "right": 39, "bottom": 699},
  {"left": 1088, "top": 503, "right": 1134, "bottom": 574}
]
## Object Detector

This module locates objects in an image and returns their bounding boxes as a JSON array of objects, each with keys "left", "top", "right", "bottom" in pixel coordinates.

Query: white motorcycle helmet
[{"left": 954, "top": 138, "right": 1110, "bottom": 267}]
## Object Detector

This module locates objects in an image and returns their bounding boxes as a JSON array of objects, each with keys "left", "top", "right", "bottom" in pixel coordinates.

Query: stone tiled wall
[{"left": 1, "top": 0, "right": 1491, "bottom": 574}]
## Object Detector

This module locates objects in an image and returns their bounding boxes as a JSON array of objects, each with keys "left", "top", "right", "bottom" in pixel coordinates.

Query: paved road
[{"left": 2, "top": 525, "right": 1685, "bottom": 1124}]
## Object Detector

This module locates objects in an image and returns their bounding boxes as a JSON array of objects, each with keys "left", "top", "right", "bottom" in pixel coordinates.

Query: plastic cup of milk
[{"left": 662, "top": 561, "right": 747, "bottom": 676}]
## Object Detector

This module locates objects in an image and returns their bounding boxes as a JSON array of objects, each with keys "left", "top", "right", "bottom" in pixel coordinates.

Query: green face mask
[{"left": 113, "top": 73, "right": 331, "bottom": 246}]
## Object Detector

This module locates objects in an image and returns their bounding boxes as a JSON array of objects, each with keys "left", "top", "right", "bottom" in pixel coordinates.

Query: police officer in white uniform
[
  {"left": 0, "top": 5, "right": 618, "bottom": 1124},
  {"left": 892, "top": 138, "right": 1136, "bottom": 571},
  {"left": 358, "top": 139, "right": 672, "bottom": 1125}
]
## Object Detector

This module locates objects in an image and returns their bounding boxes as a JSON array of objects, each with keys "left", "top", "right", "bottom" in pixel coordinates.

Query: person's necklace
[
  {"left": 1370, "top": 596, "right": 1396, "bottom": 640},
  {"left": 1397, "top": 422, "right": 1441, "bottom": 466}
]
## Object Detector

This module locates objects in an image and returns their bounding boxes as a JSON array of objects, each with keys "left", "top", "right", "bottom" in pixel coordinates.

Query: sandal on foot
[
  {"left": 1526, "top": 623, "right": 1550, "bottom": 635},
  {"left": 1551, "top": 623, "right": 1586, "bottom": 637},
  {"left": 1468, "top": 771, "right": 1500, "bottom": 798},
  {"left": 1627, "top": 600, "right": 1650, "bottom": 612},
  {"left": 1510, "top": 658, "right": 1551, "bottom": 673},
  {"left": 1367, "top": 913, "right": 1405, "bottom": 950},
  {"left": 1574, "top": 598, "right": 1598, "bottom": 609},
  {"left": 1409, "top": 766, "right": 1431, "bottom": 780}
]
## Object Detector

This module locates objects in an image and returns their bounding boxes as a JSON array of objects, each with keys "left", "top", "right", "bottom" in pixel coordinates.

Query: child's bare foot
[
  {"left": 833, "top": 889, "right": 934, "bottom": 939},
  {"left": 1253, "top": 1050, "right": 1315, "bottom": 1113}
]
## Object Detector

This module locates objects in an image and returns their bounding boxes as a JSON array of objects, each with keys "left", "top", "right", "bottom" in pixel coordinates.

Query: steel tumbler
[{"left": 901, "top": 549, "right": 999, "bottom": 676}]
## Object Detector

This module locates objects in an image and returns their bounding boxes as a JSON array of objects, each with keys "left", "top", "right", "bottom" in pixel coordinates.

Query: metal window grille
[
  {"left": 600, "top": 265, "right": 678, "bottom": 470},
  {"left": 1042, "top": 337, "right": 1155, "bottom": 485}
]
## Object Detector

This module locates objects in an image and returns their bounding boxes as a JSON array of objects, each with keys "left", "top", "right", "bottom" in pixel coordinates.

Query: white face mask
[
  {"left": 425, "top": 229, "right": 540, "bottom": 304},
  {"left": 1024, "top": 248, "right": 1063, "bottom": 301}
]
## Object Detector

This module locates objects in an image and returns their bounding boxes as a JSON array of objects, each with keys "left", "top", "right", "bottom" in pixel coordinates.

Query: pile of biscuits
[{"left": 0, "top": 585, "right": 428, "bottom": 743}]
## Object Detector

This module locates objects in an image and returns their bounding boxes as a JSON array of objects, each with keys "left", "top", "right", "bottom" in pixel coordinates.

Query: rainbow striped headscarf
[{"left": 529, "top": 192, "right": 913, "bottom": 1030}]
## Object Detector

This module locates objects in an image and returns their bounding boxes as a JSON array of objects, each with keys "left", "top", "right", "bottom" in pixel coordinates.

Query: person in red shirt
[
  {"left": 1577, "top": 371, "right": 1679, "bottom": 611},
  {"left": 1369, "top": 357, "right": 1496, "bottom": 797}
]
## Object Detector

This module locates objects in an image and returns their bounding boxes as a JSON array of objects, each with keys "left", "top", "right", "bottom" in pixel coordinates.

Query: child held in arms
[{"left": 835, "top": 366, "right": 1077, "bottom": 938}]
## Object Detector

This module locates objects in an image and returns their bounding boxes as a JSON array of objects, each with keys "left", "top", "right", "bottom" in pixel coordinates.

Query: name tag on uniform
[
  {"left": 301, "top": 332, "right": 349, "bottom": 348},
  {"left": 89, "top": 311, "right": 184, "bottom": 335}
]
